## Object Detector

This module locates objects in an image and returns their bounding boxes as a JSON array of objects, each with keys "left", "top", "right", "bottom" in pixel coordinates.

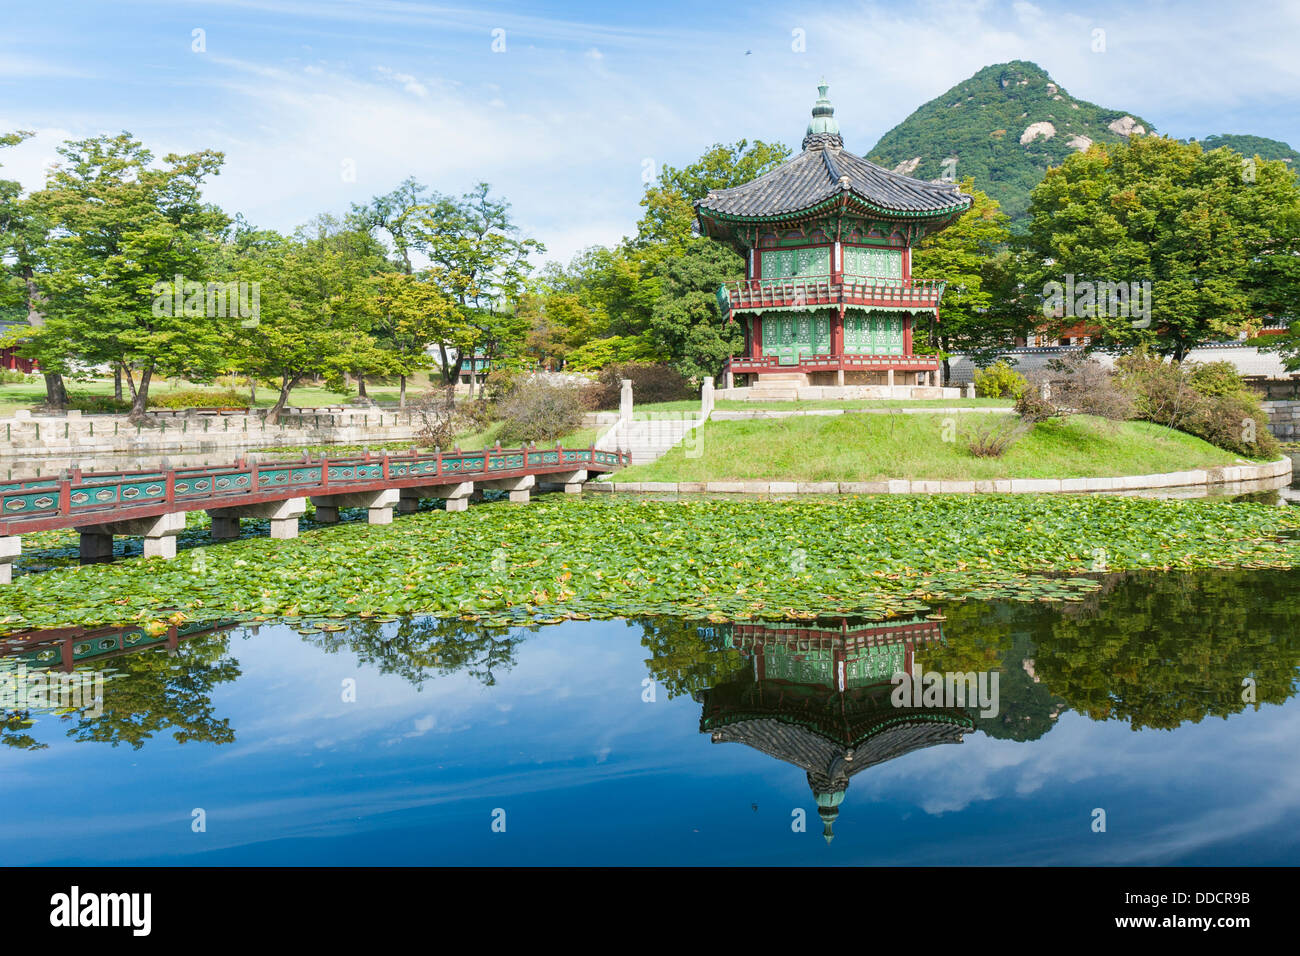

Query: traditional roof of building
[{"left": 695, "top": 82, "right": 971, "bottom": 226}]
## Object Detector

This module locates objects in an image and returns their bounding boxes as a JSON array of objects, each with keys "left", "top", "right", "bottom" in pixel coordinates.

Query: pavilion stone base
[{"left": 718, "top": 383, "right": 960, "bottom": 401}]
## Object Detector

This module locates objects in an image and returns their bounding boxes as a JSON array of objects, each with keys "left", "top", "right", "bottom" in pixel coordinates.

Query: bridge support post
[
  {"left": 478, "top": 474, "right": 535, "bottom": 504},
  {"left": 399, "top": 481, "right": 474, "bottom": 515},
  {"left": 79, "top": 511, "right": 187, "bottom": 563},
  {"left": 0, "top": 535, "right": 20, "bottom": 584},
  {"left": 310, "top": 489, "right": 400, "bottom": 526},
  {"left": 208, "top": 498, "right": 307, "bottom": 541},
  {"left": 539, "top": 470, "right": 588, "bottom": 494},
  {"left": 210, "top": 515, "right": 241, "bottom": 540}
]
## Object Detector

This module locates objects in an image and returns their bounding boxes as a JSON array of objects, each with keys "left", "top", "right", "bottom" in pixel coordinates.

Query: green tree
[
  {"left": 626, "top": 140, "right": 790, "bottom": 379},
  {"left": 1024, "top": 136, "right": 1300, "bottom": 360},
  {"left": 234, "top": 219, "right": 388, "bottom": 422},
  {"left": 21, "top": 133, "right": 230, "bottom": 418},
  {"left": 910, "top": 178, "right": 1026, "bottom": 380},
  {"left": 362, "top": 269, "right": 460, "bottom": 405},
  {"left": 0, "top": 130, "right": 72, "bottom": 408},
  {"left": 414, "top": 182, "right": 543, "bottom": 390}
]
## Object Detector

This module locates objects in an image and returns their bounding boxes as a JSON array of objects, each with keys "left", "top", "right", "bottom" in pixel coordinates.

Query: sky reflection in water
[{"left": 1, "top": 568, "right": 1297, "bottom": 866}]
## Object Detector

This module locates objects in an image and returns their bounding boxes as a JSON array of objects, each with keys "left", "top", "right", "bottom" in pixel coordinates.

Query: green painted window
[
  {"left": 759, "top": 310, "right": 833, "bottom": 363},
  {"left": 843, "top": 246, "right": 903, "bottom": 283},
  {"left": 760, "top": 246, "right": 830, "bottom": 279},
  {"left": 843, "top": 312, "right": 904, "bottom": 355}
]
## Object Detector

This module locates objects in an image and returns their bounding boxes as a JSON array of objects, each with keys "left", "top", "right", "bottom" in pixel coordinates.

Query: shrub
[
  {"left": 583, "top": 362, "right": 694, "bottom": 410},
  {"left": 565, "top": 334, "right": 658, "bottom": 372},
  {"left": 973, "top": 360, "right": 1028, "bottom": 400},
  {"left": 1035, "top": 352, "right": 1132, "bottom": 422},
  {"left": 1187, "top": 361, "right": 1251, "bottom": 398},
  {"left": 149, "top": 387, "right": 250, "bottom": 409},
  {"left": 0, "top": 368, "right": 34, "bottom": 386},
  {"left": 411, "top": 386, "right": 468, "bottom": 448},
  {"left": 1115, "top": 353, "right": 1279, "bottom": 458},
  {"left": 965, "top": 415, "right": 1033, "bottom": 457},
  {"left": 495, "top": 379, "right": 586, "bottom": 446},
  {"left": 69, "top": 393, "right": 131, "bottom": 414}
]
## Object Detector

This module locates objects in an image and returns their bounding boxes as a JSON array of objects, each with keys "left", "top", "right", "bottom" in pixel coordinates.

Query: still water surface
[{"left": 1, "top": 567, "right": 1297, "bottom": 866}]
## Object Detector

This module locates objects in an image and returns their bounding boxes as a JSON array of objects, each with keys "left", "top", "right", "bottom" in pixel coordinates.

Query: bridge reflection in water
[{"left": 694, "top": 617, "right": 974, "bottom": 843}]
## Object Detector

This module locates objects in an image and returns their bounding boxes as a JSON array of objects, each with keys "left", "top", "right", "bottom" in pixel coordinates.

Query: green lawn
[
  {"left": 633, "top": 397, "right": 1015, "bottom": 413},
  {"left": 259, "top": 424, "right": 602, "bottom": 458},
  {"left": 614, "top": 413, "right": 1246, "bottom": 483}
]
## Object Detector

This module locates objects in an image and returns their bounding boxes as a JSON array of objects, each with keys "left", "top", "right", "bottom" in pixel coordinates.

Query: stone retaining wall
[
  {"left": 589, "top": 456, "right": 1292, "bottom": 496},
  {"left": 0, "top": 409, "right": 421, "bottom": 461},
  {"left": 1263, "top": 400, "right": 1300, "bottom": 440}
]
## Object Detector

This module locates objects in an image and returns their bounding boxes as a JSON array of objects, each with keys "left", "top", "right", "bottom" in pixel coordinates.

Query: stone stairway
[
  {"left": 746, "top": 371, "right": 807, "bottom": 402},
  {"left": 596, "top": 413, "right": 706, "bottom": 465}
]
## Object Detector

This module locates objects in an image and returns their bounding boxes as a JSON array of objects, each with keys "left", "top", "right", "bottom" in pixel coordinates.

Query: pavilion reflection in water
[{"left": 694, "top": 616, "right": 974, "bottom": 843}]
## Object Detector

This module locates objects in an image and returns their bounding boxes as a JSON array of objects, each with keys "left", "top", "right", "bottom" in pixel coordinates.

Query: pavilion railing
[{"left": 718, "top": 275, "right": 946, "bottom": 319}]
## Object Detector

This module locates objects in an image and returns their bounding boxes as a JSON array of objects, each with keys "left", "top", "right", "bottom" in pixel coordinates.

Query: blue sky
[{"left": 3, "top": 0, "right": 1299, "bottom": 265}]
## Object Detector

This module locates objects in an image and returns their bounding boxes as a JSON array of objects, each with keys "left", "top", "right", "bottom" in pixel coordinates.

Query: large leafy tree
[
  {"left": 0, "top": 131, "right": 68, "bottom": 407},
  {"left": 414, "top": 182, "right": 543, "bottom": 389},
  {"left": 911, "top": 178, "right": 1027, "bottom": 381},
  {"left": 234, "top": 218, "right": 388, "bottom": 422},
  {"left": 362, "top": 269, "right": 459, "bottom": 405},
  {"left": 1023, "top": 135, "right": 1300, "bottom": 361},
  {"left": 626, "top": 140, "right": 790, "bottom": 379},
  {"left": 20, "top": 133, "right": 230, "bottom": 418}
]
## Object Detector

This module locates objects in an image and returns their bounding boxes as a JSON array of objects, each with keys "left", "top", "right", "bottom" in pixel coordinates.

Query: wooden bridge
[{"left": 0, "top": 445, "right": 628, "bottom": 582}]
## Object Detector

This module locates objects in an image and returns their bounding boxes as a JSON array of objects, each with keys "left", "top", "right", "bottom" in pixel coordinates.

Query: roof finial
[{"left": 803, "top": 79, "right": 843, "bottom": 151}]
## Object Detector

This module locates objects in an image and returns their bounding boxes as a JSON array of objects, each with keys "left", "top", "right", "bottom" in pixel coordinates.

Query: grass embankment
[
  {"left": 614, "top": 414, "right": 1247, "bottom": 483},
  {"left": 636, "top": 397, "right": 1015, "bottom": 413},
  {"left": 3, "top": 495, "right": 1298, "bottom": 632},
  {"left": 259, "top": 426, "right": 602, "bottom": 459}
]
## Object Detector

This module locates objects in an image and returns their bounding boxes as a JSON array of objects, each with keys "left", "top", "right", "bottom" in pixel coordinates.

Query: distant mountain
[
  {"left": 1190, "top": 134, "right": 1300, "bottom": 167},
  {"left": 866, "top": 61, "right": 1154, "bottom": 221},
  {"left": 865, "top": 62, "right": 1300, "bottom": 224}
]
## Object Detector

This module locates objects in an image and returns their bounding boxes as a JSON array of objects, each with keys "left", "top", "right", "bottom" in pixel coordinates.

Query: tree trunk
[
  {"left": 249, "top": 377, "right": 256, "bottom": 405},
  {"left": 22, "top": 266, "right": 68, "bottom": 410},
  {"left": 128, "top": 365, "right": 153, "bottom": 422},
  {"left": 114, "top": 366, "right": 123, "bottom": 402},
  {"left": 43, "top": 372, "right": 69, "bottom": 410},
  {"left": 356, "top": 373, "right": 368, "bottom": 399},
  {"left": 123, "top": 364, "right": 138, "bottom": 401},
  {"left": 437, "top": 344, "right": 454, "bottom": 385},
  {"left": 398, "top": 374, "right": 406, "bottom": 407},
  {"left": 267, "top": 373, "right": 297, "bottom": 424}
]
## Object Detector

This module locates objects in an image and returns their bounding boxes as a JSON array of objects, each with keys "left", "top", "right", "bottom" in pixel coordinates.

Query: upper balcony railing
[{"left": 717, "top": 275, "right": 946, "bottom": 320}]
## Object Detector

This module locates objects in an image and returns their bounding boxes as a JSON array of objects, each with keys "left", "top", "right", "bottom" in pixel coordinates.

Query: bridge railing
[{"left": 0, "top": 444, "right": 629, "bottom": 535}]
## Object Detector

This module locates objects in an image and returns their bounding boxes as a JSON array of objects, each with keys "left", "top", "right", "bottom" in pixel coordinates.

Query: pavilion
[{"left": 696, "top": 82, "right": 971, "bottom": 401}]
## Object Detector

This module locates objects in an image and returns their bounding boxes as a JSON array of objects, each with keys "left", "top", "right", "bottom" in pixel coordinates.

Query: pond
[{"left": 2, "top": 566, "right": 1297, "bottom": 866}]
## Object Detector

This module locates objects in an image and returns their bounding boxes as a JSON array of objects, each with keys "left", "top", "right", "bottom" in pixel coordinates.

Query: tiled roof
[{"left": 696, "top": 143, "right": 971, "bottom": 221}]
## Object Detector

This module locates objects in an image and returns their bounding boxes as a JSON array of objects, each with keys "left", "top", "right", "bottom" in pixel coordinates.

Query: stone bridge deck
[{"left": 0, "top": 445, "right": 628, "bottom": 582}]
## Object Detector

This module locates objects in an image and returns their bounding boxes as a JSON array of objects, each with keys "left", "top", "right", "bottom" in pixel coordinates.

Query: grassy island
[{"left": 613, "top": 414, "right": 1250, "bottom": 483}]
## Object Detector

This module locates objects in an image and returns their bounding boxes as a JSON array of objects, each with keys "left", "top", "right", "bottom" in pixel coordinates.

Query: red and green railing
[
  {"left": 717, "top": 275, "right": 946, "bottom": 320},
  {"left": 0, "top": 445, "right": 629, "bottom": 536}
]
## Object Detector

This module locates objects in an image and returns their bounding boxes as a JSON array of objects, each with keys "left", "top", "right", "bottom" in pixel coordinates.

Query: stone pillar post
[
  {"left": 0, "top": 536, "right": 20, "bottom": 584},
  {"left": 620, "top": 378, "right": 633, "bottom": 422},
  {"left": 964, "top": 382, "right": 976, "bottom": 400},
  {"left": 701, "top": 376, "right": 714, "bottom": 416}
]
